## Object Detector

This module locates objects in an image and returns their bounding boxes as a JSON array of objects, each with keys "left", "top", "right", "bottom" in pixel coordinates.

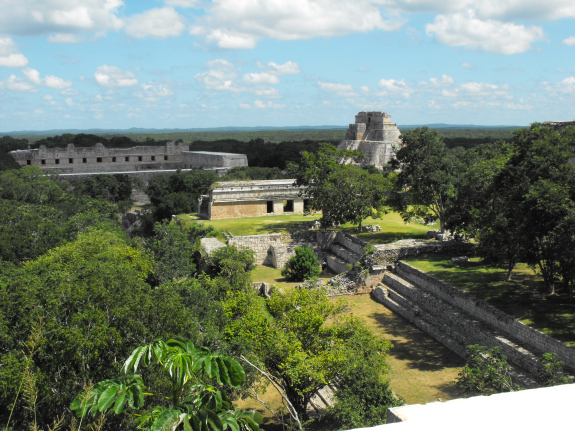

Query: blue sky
[{"left": 0, "top": 0, "right": 574, "bottom": 132}]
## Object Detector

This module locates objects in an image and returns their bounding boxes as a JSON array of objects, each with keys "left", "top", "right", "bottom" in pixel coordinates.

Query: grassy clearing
[
  {"left": 405, "top": 257, "right": 575, "bottom": 347},
  {"left": 344, "top": 295, "right": 463, "bottom": 405},
  {"left": 250, "top": 265, "right": 337, "bottom": 290},
  {"left": 179, "top": 211, "right": 438, "bottom": 243},
  {"left": 179, "top": 213, "right": 322, "bottom": 237}
]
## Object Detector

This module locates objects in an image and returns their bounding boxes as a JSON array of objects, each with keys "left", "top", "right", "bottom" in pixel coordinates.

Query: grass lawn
[
  {"left": 250, "top": 265, "right": 336, "bottom": 290},
  {"left": 178, "top": 211, "right": 438, "bottom": 244},
  {"left": 344, "top": 295, "right": 463, "bottom": 405},
  {"left": 405, "top": 257, "right": 575, "bottom": 347}
]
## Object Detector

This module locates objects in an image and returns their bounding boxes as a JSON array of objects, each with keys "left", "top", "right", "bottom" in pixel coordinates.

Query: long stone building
[
  {"left": 9, "top": 141, "right": 189, "bottom": 174},
  {"left": 337, "top": 111, "right": 402, "bottom": 168},
  {"left": 198, "top": 179, "right": 307, "bottom": 220}
]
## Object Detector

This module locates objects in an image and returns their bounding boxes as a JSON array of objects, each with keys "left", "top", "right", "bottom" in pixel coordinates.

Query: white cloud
[
  {"left": 544, "top": 76, "right": 575, "bottom": 94},
  {"left": 43, "top": 95, "right": 53, "bottom": 100},
  {"left": 48, "top": 33, "right": 82, "bottom": 43},
  {"left": 3, "top": 75, "right": 37, "bottom": 92},
  {"left": 45, "top": 75, "right": 72, "bottom": 89},
  {"left": 164, "top": 0, "right": 199, "bottom": 7},
  {"left": 0, "top": 0, "right": 124, "bottom": 37},
  {"left": 318, "top": 81, "right": 356, "bottom": 97},
  {"left": 243, "top": 72, "right": 279, "bottom": 85},
  {"left": 563, "top": 36, "right": 575, "bottom": 46},
  {"left": 95, "top": 65, "right": 138, "bottom": 87},
  {"left": 257, "top": 61, "right": 300, "bottom": 75},
  {"left": 195, "top": 59, "right": 239, "bottom": 91},
  {"left": 360, "top": 86, "right": 371, "bottom": 92},
  {"left": 196, "top": 59, "right": 282, "bottom": 97},
  {"left": 0, "top": 37, "right": 29, "bottom": 68},
  {"left": 458, "top": 81, "right": 512, "bottom": 98},
  {"left": 254, "top": 100, "right": 285, "bottom": 109},
  {"left": 137, "top": 82, "right": 175, "bottom": 101},
  {"left": 34, "top": 109, "right": 44, "bottom": 114},
  {"left": 461, "top": 62, "right": 474, "bottom": 69},
  {"left": 388, "top": 0, "right": 575, "bottom": 20},
  {"left": 505, "top": 102, "right": 533, "bottom": 110},
  {"left": 426, "top": 10, "right": 543, "bottom": 54},
  {"left": 191, "top": 0, "right": 403, "bottom": 49},
  {"left": 65, "top": 98, "right": 74, "bottom": 106},
  {"left": 239, "top": 103, "right": 251, "bottom": 109},
  {"left": 378, "top": 78, "right": 412, "bottom": 97},
  {"left": 125, "top": 8, "right": 186, "bottom": 39},
  {"left": 429, "top": 74, "right": 455, "bottom": 86},
  {"left": 23, "top": 68, "right": 42, "bottom": 84}
]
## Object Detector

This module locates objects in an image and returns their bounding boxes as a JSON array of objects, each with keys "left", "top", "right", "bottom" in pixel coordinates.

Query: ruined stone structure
[
  {"left": 373, "top": 261, "right": 575, "bottom": 384},
  {"left": 197, "top": 179, "right": 307, "bottom": 220},
  {"left": 200, "top": 230, "right": 366, "bottom": 275},
  {"left": 9, "top": 142, "right": 189, "bottom": 174},
  {"left": 545, "top": 120, "right": 575, "bottom": 131},
  {"left": 182, "top": 151, "right": 247, "bottom": 170},
  {"left": 337, "top": 111, "right": 402, "bottom": 168}
]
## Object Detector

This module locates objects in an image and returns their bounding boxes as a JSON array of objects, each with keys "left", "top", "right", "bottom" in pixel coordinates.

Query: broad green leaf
[
  {"left": 225, "top": 359, "right": 246, "bottom": 388},
  {"left": 151, "top": 407, "right": 181, "bottom": 431},
  {"left": 207, "top": 410, "right": 224, "bottom": 431},
  {"left": 216, "top": 357, "right": 229, "bottom": 385},
  {"left": 97, "top": 384, "right": 119, "bottom": 411},
  {"left": 114, "top": 390, "right": 127, "bottom": 414}
]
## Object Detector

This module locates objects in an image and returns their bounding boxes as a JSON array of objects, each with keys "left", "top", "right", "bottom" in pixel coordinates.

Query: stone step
[
  {"left": 325, "top": 252, "right": 350, "bottom": 274},
  {"left": 380, "top": 273, "right": 540, "bottom": 386},
  {"left": 329, "top": 243, "right": 361, "bottom": 264}
]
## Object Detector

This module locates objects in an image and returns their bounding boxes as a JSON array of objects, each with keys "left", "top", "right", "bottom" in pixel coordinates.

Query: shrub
[{"left": 282, "top": 246, "right": 321, "bottom": 282}]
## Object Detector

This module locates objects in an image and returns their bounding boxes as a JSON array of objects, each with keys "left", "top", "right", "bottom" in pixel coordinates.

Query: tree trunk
[{"left": 505, "top": 259, "right": 516, "bottom": 282}]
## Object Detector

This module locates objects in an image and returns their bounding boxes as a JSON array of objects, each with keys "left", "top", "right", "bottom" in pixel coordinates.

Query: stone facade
[
  {"left": 337, "top": 111, "right": 402, "bottom": 168},
  {"left": 9, "top": 142, "right": 189, "bottom": 174},
  {"left": 373, "top": 261, "right": 575, "bottom": 384},
  {"left": 182, "top": 151, "right": 248, "bottom": 169},
  {"left": 197, "top": 179, "right": 307, "bottom": 220}
]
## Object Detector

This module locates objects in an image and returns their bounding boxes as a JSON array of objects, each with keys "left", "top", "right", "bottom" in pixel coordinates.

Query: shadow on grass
[{"left": 367, "top": 310, "right": 464, "bottom": 372}]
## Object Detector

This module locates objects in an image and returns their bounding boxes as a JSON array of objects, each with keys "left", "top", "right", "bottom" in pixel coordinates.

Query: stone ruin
[{"left": 337, "top": 111, "right": 402, "bottom": 168}]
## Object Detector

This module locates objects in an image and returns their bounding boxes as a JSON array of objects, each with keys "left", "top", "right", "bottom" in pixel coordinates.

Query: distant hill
[{"left": 0, "top": 123, "right": 523, "bottom": 138}]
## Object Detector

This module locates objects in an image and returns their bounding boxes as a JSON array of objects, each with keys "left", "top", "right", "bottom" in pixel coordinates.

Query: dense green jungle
[{"left": 1, "top": 123, "right": 574, "bottom": 431}]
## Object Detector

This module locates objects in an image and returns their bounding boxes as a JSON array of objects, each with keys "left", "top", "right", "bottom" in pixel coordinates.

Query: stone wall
[
  {"left": 373, "top": 261, "right": 575, "bottom": 382},
  {"left": 182, "top": 151, "right": 248, "bottom": 169},
  {"left": 10, "top": 142, "right": 189, "bottom": 174},
  {"left": 366, "top": 239, "right": 474, "bottom": 266},
  {"left": 395, "top": 261, "right": 575, "bottom": 373}
]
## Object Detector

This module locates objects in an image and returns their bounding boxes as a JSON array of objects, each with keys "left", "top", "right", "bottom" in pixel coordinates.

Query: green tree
[
  {"left": 290, "top": 144, "right": 390, "bottom": 229},
  {"left": 390, "top": 127, "right": 462, "bottom": 233},
  {"left": 71, "top": 338, "right": 261, "bottom": 431},
  {"left": 454, "top": 345, "right": 520, "bottom": 396},
  {"left": 281, "top": 246, "right": 321, "bottom": 282},
  {"left": 225, "top": 288, "right": 397, "bottom": 424},
  {"left": 147, "top": 170, "right": 218, "bottom": 222},
  {"left": 145, "top": 221, "right": 198, "bottom": 286}
]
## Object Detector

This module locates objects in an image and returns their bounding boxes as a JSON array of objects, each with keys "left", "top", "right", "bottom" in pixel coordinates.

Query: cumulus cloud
[
  {"left": 196, "top": 59, "right": 282, "bottom": 96},
  {"left": 0, "top": 0, "right": 123, "bottom": 37},
  {"left": 543, "top": 76, "right": 575, "bottom": 94},
  {"left": 195, "top": 59, "right": 240, "bottom": 91},
  {"left": 164, "top": 0, "right": 199, "bottom": 7},
  {"left": 257, "top": 61, "right": 300, "bottom": 75},
  {"left": 254, "top": 100, "right": 285, "bottom": 109},
  {"left": 3, "top": 75, "right": 37, "bottom": 92},
  {"left": 563, "top": 36, "right": 575, "bottom": 46},
  {"left": 426, "top": 10, "right": 543, "bottom": 54},
  {"left": 378, "top": 78, "right": 412, "bottom": 97},
  {"left": 318, "top": 81, "right": 356, "bottom": 97},
  {"left": 0, "top": 38, "right": 29, "bottom": 68},
  {"left": 191, "top": 0, "right": 403, "bottom": 49},
  {"left": 136, "top": 82, "right": 175, "bottom": 101},
  {"left": 48, "top": 33, "right": 82, "bottom": 43},
  {"left": 458, "top": 81, "right": 512, "bottom": 98},
  {"left": 18, "top": 67, "right": 72, "bottom": 89},
  {"left": 389, "top": 0, "right": 575, "bottom": 20},
  {"left": 125, "top": 7, "right": 186, "bottom": 39},
  {"left": 95, "top": 65, "right": 138, "bottom": 87},
  {"left": 429, "top": 74, "right": 455, "bottom": 86},
  {"left": 243, "top": 72, "right": 279, "bottom": 85}
]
